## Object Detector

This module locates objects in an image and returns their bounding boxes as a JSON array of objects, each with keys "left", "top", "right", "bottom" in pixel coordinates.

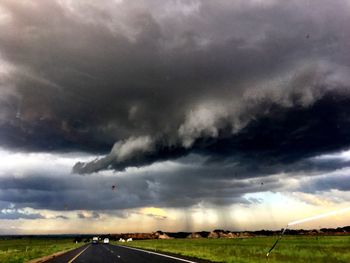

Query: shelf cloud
[
  {"left": 1, "top": 0, "right": 350, "bottom": 174},
  {"left": 1, "top": 1, "right": 350, "bottom": 232}
]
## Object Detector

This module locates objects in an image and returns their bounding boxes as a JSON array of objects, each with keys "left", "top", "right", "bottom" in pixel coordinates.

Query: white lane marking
[
  {"left": 102, "top": 244, "right": 115, "bottom": 255},
  {"left": 113, "top": 245, "right": 197, "bottom": 263},
  {"left": 68, "top": 244, "right": 91, "bottom": 263}
]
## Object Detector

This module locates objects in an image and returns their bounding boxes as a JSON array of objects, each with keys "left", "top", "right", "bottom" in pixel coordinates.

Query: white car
[
  {"left": 92, "top": 237, "right": 99, "bottom": 244},
  {"left": 103, "top": 238, "right": 110, "bottom": 244}
]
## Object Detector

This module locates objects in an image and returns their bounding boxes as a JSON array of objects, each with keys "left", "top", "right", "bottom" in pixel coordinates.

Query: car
[
  {"left": 103, "top": 238, "right": 109, "bottom": 244},
  {"left": 92, "top": 237, "right": 99, "bottom": 244}
]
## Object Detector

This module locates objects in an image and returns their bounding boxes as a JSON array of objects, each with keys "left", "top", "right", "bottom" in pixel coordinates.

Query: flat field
[
  {"left": 0, "top": 238, "right": 82, "bottom": 263},
  {"left": 120, "top": 235, "right": 350, "bottom": 263}
]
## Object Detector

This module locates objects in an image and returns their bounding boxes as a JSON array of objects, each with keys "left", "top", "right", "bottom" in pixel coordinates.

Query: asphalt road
[{"left": 45, "top": 243, "right": 197, "bottom": 263}]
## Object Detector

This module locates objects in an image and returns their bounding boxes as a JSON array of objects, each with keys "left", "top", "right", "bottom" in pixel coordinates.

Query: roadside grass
[
  {"left": 0, "top": 238, "right": 82, "bottom": 263},
  {"left": 118, "top": 235, "right": 350, "bottom": 263}
]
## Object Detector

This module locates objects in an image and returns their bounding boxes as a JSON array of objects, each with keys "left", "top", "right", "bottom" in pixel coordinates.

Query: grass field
[
  {"left": 120, "top": 235, "right": 350, "bottom": 263},
  {"left": 0, "top": 238, "right": 83, "bottom": 263}
]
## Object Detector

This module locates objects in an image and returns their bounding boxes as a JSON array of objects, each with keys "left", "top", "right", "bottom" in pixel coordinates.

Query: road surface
[{"left": 45, "top": 243, "right": 197, "bottom": 263}]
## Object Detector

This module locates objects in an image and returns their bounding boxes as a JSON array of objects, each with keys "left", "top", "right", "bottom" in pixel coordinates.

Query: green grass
[
  {"left": 117, "top": 235, "right": 350, "bottom": 263},
  {"left": 0, "top": 238, "right": 83, "bottom": 263}
]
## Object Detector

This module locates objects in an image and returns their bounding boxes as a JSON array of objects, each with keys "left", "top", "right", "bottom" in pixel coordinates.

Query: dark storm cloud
[
  {"left": 300, "top": 173, "right": 350, "bottom": 194},
  {"left": 196, "top": 93, "right": 350, "bottom": 167},
  {"left": 0, "top": 0, "right": 350, "bottom": 172},
  {"left": 0, "top": 161, "right": 281, "bottom": 211},
  {"left": 2, "top": 151, "right": 350, "bottom": 212}
]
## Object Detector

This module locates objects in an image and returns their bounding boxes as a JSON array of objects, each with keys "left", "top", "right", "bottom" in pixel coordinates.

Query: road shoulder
[{"left": 27, "top": 243, "right": 89, "bottom": 263}]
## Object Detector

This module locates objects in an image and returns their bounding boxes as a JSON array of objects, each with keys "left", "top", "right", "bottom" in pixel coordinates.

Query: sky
[{"left": 1, "top": 0, "right": 350, "bottom": 234}]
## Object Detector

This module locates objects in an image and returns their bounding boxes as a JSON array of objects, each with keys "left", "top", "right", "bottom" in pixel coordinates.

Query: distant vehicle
[
  {"left": 92, "top": 237, "right": 99, "bottom": 244},
  {"left": 103, "top": 238, "right": 109, "bottom": 244}
]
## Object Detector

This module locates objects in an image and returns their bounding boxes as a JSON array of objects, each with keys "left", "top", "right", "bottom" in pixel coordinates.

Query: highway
[{"left": 45, "top": 243, "right": 197, "bottom": 263}]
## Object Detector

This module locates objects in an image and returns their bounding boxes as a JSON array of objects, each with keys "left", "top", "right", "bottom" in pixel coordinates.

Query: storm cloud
[
  {"left": 0, "top": 0, "right": 349, "bottom": 174},
  {"left": 0, "top": 150, "right": 349, "bottom": 212}
]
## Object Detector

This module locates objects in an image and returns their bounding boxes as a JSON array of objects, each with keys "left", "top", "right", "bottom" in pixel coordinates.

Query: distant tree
[
  {"left": 342, "top": 226, "right": 350, "bottom": 232},
  {"left": 73, "top": 237, "right": 82, "bottom": 243}
]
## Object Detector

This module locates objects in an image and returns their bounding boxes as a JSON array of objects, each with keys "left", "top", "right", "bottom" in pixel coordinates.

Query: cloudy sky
[{"left": 1, "top": 0, "right": 350, "bottom": 234}]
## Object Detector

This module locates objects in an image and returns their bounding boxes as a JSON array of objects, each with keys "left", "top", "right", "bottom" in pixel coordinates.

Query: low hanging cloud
[
  {"left": 0, "top": 0, "right": 350, "bottom": 174},
  {"left": 0, "top": 207, "right": 45, "bottom": 220},
  {"left": 73, "top": 136, "right": 155, "bottom": 173},
  {"left": 77, "top": 211, "right": 100, "bottom": 219},
  {"left": 1, "top": 150, "right": 350, "bottom": 212}
]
